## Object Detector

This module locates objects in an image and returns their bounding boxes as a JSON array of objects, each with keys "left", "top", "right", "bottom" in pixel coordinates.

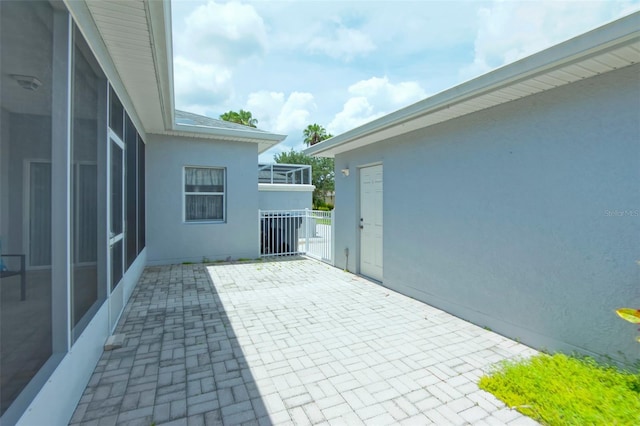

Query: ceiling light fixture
[{"left": 10, "top": 74, "right": 42, "bottom": 91}]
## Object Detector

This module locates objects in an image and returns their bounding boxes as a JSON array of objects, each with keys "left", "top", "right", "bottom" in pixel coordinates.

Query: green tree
[
  {"left": 274, "top": 149, "right": 334, "bottom": 208},
  {"left": 219, "top": 109, "right": 258, "bottom": 128},
  {"left": 220, "top": 110, "right": 240, "bottom": 123},
  {"left": 303, "top": 123, "right": 332, "bottom": 146}
]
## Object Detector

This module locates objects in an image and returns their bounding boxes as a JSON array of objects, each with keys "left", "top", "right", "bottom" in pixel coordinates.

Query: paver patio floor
[{"left": 70, "top": 258, "right": 538, "bottom": 426}]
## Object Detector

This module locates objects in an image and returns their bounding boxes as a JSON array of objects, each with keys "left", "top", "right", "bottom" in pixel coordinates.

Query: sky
[{"left": 171, "top": 0, "right": 640, "bottom": 162}]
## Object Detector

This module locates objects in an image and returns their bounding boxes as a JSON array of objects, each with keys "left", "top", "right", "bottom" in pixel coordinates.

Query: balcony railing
[{"left": 258, "top": 163, "right": 312, "bottom": 185}]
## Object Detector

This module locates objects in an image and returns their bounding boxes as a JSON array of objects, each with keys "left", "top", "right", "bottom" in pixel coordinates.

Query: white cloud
[
  {"left": 246, "top": 91, "right": 315, "bottom": 135},
  {"left": 328, "top": 97, "right": 383, "bottom": 136},
  {"left": 173, "top": 56, "right": 233, "bottom": 113},
  {"left": 278, "top": 92, "right": 316, "bottom": 133},
  {"left": 177, "top": 1, "right": 267, "bottom": 65},
  {"left": 170, "top": 0, "right": 640, "bottom": 149},
  {"left": 172, "top": 1, "right": 269, "bottom": 114},
  {"left": 307, "top": 26, "right": 376, "bottom": 61},
  {"left": 251, "top": 2, "right": 379, "bottom": 61},
  {"left": 328, "top": 76, "right": 427, "bottom": 135},
  {"left": 250, "top": 90, "right": 319, "bottom": 162},
  {"left": 348, "top": 77, "right": 426, "bottom": 106},
  {"left": 460, "top": 0, "right": 640, "bottom": 80}
]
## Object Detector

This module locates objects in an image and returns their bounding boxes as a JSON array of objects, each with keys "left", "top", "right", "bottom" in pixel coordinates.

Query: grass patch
[{"left": 479, "top": 353, "right": 640, "bottom": 425}]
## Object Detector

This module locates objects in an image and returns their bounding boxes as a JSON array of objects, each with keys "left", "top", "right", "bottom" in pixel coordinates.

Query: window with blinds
[{"left": 184, "top": 167, "right": 225, "bottom": 222}]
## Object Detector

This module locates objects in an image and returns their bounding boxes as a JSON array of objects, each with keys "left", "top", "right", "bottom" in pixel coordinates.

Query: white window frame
[{"left": 183, "top": 166, "right": 226, "bottom": 223}]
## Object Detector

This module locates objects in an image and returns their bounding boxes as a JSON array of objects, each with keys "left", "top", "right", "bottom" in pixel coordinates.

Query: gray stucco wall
[
  {"left": 334, "top": 64, "right": 640, "bottom": 363},
  {"left": 258, "top": 185, "right": 314, "bottom": 210},
  {"left": 146, "top": 135, "right": 259, "bottom": 265}
]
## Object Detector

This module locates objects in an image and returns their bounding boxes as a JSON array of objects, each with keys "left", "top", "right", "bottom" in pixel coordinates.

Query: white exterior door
[{"left": 359, "top": 164, "right": 383, "bottom": 281}]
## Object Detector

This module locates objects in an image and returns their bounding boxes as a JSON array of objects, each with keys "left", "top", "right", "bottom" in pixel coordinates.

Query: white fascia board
[
  {"left": 256, "top": 140, "right": 284, "bottom": 154},
  {"left": 146, "top": 0, "right": 174, "bottom": 131},
  {"left": 172, "top": 123, "right": 287, "bottom": 145},
  {"left": 305, "top": 11, "right": 640, "bottom": 158},
  {"left": 258, "top": 184, "right": 316, "bottom": 192}
]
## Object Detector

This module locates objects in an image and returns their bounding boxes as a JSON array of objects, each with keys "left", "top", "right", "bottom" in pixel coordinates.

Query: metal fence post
[
  {"left": 330, "top": 209, "right": 335, "bottom": 266},
  {"left": 258, "top": 209, "right": 262, "bottom": 257},
  {"left": 304, "top": 208, "right": 311, "bottom": 254}
]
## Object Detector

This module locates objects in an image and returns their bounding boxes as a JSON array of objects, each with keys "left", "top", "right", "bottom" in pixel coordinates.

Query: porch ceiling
[{"left": 305, "top": 12, "right": 640, "bottom": 158}]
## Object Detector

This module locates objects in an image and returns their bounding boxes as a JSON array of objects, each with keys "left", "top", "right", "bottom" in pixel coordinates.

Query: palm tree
[
  {"left": 219, "top": 109, "right": 258, "bottom": 128},
  {"left": 303, "top": 123, "right": 332, "bottom": 146},
  {"left": 236, "top": 109, "right": 258, "bottom": 127},
  {"left": 219, "top": 110, "right": 240, "bottom": 123}
]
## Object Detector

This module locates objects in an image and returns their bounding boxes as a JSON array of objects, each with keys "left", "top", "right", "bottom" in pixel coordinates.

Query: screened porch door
[{"left": 108, "top": 135, "right": 124, "bottom": 328}]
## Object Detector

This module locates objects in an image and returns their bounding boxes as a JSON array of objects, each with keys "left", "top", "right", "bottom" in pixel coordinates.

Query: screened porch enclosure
[
  {"left": 258, "top": 163, "right": 311, "bottom": 185},
  {"left": 0, "top": 1, "right": 146, "bottom": 422}
]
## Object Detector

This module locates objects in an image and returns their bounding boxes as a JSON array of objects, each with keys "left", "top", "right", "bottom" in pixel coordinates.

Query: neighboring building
[
  {"left": 145, "top": 110, "right": 289, "bottom": 266},
  {"left": 306, "top": 13, "right": 640, "bottom": 365},
  {"left": 0, "top": 1, "right": 287, "bottom": 425},
  {"left": 258, "top": 163, "right": 314, "bottom": 211}
]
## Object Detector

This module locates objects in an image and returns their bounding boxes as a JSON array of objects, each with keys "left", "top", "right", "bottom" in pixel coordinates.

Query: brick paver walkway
[{"left": 70, "top": 258, "right": 538, "bottom": 425}]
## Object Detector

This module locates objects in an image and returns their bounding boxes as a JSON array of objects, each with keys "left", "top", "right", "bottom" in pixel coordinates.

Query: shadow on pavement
[{"left": 69, "top": 263, "right": 272, "bottom": 425}]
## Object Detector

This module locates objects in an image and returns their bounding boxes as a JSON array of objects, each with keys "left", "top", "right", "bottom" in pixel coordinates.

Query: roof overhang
[
  {"left": 67, "top": 0, "right": 175, "bottom": 135},
  {"left": 67, "top": 0, "right": 286, "bottom": 151},
  {"left": 166, "top": 124, "right": 287, "bottom": 154},
  {"left": 305, "top": 12, "right": 640, "bottom": 158}
]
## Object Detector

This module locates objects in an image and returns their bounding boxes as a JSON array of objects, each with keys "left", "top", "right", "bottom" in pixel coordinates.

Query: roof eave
[
  {"left": 71, "top": 0, "right": 174, "bottom": 136},
  {"left": 305, "top": 11, "right": 640, "bottom": 158},
  {"left": 169, "top": 123, "right": 287, "bottom": 153},
  {"left": 146, "top": 0, "right": 175, "bottom": 131},
  {"left": 65, "top": 0, "right": 150, "bottom": 140}
]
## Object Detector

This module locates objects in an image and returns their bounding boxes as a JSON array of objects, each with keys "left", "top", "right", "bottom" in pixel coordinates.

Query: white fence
[{"left": 259, "top": 209, "right": 334, "bottom": 264}]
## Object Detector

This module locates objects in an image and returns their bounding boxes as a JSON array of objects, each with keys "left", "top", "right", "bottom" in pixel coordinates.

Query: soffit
[
  {"left": 161, "top": 128, "right": 284, "bottom": 154},
  {"left": 86, "top": 0, "right": 169, "bottom": 134}
]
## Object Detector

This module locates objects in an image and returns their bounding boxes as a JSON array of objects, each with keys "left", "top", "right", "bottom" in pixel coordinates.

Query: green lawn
[{"left": 479, "top": 353, "right": 640, "bottom": 425}]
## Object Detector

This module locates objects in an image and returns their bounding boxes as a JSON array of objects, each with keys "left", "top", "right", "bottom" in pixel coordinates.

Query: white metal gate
[{"left": 259, "top": 209, "right": 334, "bottom": 264}]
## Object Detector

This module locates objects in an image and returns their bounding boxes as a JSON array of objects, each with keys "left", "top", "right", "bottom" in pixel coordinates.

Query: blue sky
[{"left": 171, "top": 0, "right": 639, "bottom": 162}]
